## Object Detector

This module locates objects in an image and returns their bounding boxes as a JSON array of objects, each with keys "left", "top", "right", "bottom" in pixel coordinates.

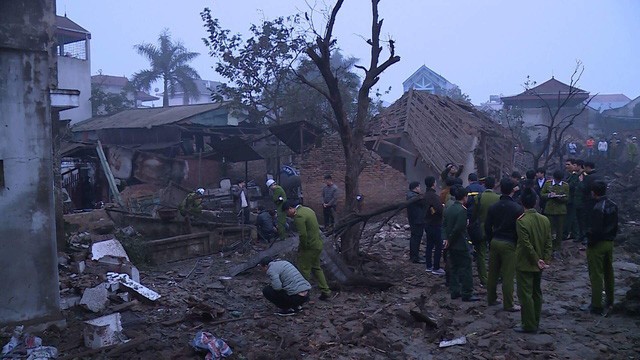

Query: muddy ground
[{"left": 9, "top": 209, "right": 639, "bottom": 360}]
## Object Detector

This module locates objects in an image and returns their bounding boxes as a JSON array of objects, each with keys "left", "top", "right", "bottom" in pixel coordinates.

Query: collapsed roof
[{"left": 368, "top": 90, "right": 514, "bottom": 176}]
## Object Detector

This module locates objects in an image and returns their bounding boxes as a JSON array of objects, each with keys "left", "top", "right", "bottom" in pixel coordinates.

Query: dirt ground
[{"left": 11, "top": 211, "right": 639, "bottom": 360}]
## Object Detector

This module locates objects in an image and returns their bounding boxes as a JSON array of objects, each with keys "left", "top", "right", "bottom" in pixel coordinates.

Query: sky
[{"left": 56, "top": 0, "right": 640, "bottom": 105}]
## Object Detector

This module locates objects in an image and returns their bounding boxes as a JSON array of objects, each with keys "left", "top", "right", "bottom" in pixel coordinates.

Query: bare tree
[
  {"left": 505, "top": 61, "right": 594, "bottom": 169},
  {"left": 298, "top": 0, "right": 400, "bottom": 264}
]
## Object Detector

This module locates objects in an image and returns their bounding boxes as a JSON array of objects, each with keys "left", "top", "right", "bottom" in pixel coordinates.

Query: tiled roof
[{"left": 55, "top": 15, "right": 90, "bottom": 35}]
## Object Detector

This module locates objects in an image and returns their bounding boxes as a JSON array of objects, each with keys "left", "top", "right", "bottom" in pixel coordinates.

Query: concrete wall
[
  {"left": 58, "top": 45, "right": 91, "bottom": 124},
  {"left": 0, "top": 0, "right": 61, "bottom": 325}
]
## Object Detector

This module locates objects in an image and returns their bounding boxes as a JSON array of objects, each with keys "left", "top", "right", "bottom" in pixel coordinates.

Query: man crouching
[{"left": 259, "top": 257, "right": 310, "bottom": 316}]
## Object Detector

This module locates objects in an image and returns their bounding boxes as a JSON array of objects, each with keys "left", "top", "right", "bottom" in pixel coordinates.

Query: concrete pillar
[{"left": 0, "top": 0, "right": 61, "bottom": 325}]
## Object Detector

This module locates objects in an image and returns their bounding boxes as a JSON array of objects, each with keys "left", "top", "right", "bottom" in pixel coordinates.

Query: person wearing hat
[
  {"left": 267, "top": 179, "right": 287, "bottom": 240},
  {"left": 179, "top": 188, "right": 205, "bottom": 234},
  {"left": 282, "top": 201, "right": 332, "bottom": 301},
  {"left": 259, "top": 257, "right": 311, "bottom": 316}
]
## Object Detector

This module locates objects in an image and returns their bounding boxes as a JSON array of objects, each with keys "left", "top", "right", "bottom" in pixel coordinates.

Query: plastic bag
[{"left": 190, "top": 331, "right": 232, "bottom": 360}]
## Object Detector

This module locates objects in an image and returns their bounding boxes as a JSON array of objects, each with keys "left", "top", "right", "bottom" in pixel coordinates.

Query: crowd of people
[
  {"left": 406, "top": 160, "right": 619, "bottom": 333},
  {"left": 567, "top": 133, "right": 637, "bottom": 162}
]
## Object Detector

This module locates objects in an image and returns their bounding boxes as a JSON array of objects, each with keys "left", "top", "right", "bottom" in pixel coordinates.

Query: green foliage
[
  {"left": 91, "top": 84, "right": 135, "bottom": 116},
  {"left": 445, "top": 86, "right": 472, "bottom": 104},
  {"left": 131, "top": 30, "right": 200, "bottom": 107},
  {"left": 281, "top": 52, "right": 360, "bottom": 130},
  {"left": 201, "top": 8, "right": 307, "bottom": 125}
]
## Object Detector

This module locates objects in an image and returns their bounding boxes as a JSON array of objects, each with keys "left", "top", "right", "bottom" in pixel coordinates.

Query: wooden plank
[{"left": 96, "top": 140, "right": 124, "bottom": 208}]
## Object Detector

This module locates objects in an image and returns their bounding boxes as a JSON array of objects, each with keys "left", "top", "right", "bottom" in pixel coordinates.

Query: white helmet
[
  {"left": 196, "top": 188, "right": 205, "bottom": 195},
  {"left": 266, "top": 179, "right": 276, "bottom": 187}
]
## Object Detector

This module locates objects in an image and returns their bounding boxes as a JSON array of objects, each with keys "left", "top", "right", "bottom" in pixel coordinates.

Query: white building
[
  {"left": 402, "top": 65, "right": 458, "bottom": 95},
  {"left": 56, "top": 15, "right": 92, "bottom": 124},
  {"left": 157, "top": 79, "right": 222, "bottom": 106}
]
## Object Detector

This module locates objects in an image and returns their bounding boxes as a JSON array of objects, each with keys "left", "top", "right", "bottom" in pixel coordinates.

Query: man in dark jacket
[
  {"left": 321, "top": 174, "right": 339, "bottom": 231},
  {"left": 533, "top": 168, "right": 547, "bottom": 211},
  {"left": 443, "top": 187, "right": 479, "bottom": 301},
  {"left": 580, "top": 161, "right": 601, "bottom": 244},
  {"left": 424, "top": 176, "right": 444, "bottom": 274},
  {"left": 485, "top": 178, "right": 524, "bottom": 311},
  {"left": 406, "top": 181, "right": 427, "bottom": 263},
  {"left": 585, "top": 181, "right": 618, "bottom": 315},
  {"left": 256, "top": 207, "right": 277, "bottom": 242}
]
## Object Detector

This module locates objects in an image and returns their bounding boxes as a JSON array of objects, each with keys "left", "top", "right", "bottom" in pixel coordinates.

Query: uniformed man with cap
[
  {"left": 443, "top": 186, "right": 480, "bottom": 302},
  {"left": 267, "top": 179, "right": 287, "bottom": 240},
  {"left": 282, "top": 201, "right": 332, "bottom": 301},
  {"left": 514, "top": 188, "right": 552, "bottom": 333}
]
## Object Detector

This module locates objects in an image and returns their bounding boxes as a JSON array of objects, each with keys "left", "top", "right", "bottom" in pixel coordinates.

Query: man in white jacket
[{"left": 597, "top": 139, "right": 608, "bottom": 159}]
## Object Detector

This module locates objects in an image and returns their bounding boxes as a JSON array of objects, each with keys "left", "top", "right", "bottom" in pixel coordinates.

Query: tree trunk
[
  {"left": 341, "top": 149, "right": 362, "bottom": 263},
  {"left": 163, "top": 78, "right": 169, "bottom": 107}
]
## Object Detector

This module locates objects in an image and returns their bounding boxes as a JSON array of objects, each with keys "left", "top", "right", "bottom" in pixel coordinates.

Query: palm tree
[{"left": 131, "top": 30, "right": 201, "bottom": 107}]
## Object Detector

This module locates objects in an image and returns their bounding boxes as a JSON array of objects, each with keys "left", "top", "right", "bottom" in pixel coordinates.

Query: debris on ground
[
  {"left": 190, "top": 331, "right": 233, "bottom": 360},
  {"left": 83, "top": 313, "right": 127, "bottom": 349},
  {"left": 439, "top": 336, "right": 467, "bottom": 348}
]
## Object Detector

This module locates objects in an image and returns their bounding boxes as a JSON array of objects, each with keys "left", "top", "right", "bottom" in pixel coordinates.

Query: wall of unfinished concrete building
[
  {"left": 299, "top": 135, "right": 407, "bottom": 224},
  {"left": 0, "top": 0, "right": 61, "bottom": 324}
]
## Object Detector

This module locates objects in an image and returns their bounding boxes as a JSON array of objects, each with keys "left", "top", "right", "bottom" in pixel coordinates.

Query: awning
[
  {"left": 268, "top": 121, "right": 322, "bottom": 154},
  {"left": 209, "top": 137, "right": 263, "bottom": 162}
]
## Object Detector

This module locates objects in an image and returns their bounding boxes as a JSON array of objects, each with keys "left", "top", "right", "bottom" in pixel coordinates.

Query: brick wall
[{"left": 299, "top": 134, "right": 407, "bottom": 223}]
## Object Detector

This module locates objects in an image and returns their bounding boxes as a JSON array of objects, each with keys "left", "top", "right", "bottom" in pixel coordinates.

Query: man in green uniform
[
  {"left": 283, "top": 201, "right": 332, "bottom": 300},
  {"left": 541, "top": 170, "right": 569, "bottom": 252},
  {"left": 515, "top": 188, "right": 553, "bottom": 333},
  {"left": 179, "top": 188, "right": 204, "bottom": 234},
  {"left": 585, "top": 181, "right": 618, "bottom": 315},
  {"left": 473, "top": 176, "right": 501, "bottom": 287},
  {"left": 267, "top": 179, "right": 287, "bottom": 240},
  {"left": 443, "top": 187, "right": 480, "bottom": 302}
]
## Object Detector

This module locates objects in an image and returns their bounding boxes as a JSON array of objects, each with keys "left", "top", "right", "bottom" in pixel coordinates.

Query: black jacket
[
  {"left": 582, "top": 170, "right": 601, "bottom": 202},
  {"left": 406, "top": 190, "right": 427, "bottom": 225},
  {"left": 588, "top": 196, "right": 618, "bottom": 244},
  {"left": 485, "top": 195, "right": 524, "bottom": 243},
  {"left": 424, "top": 188, "right": 443, "bottom": 226}
]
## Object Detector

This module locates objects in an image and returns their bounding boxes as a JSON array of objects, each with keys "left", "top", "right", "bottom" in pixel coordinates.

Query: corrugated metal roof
[{"left": 72, "top": 103, "right": 228, "bottom": 131}]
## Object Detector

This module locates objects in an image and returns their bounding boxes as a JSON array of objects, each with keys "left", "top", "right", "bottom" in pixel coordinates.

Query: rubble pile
[{"left": 2, "top": 210, "right": 640, "bottom": 359}]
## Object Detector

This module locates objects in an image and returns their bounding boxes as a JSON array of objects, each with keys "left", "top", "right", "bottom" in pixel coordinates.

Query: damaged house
[
  {"left": 366, "top": 89, "right": 514, "bottom": 183},
  {"left": 65, "top": 103, "right": 262, "bottom": 212}
]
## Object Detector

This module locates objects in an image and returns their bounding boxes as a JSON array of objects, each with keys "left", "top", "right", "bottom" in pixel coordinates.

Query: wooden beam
[
  {"left": 96, "top": 141, "right": 124, "bottom": 208},
  {"left": 377, "top": 139, "right": 417, "bottom": 158}
]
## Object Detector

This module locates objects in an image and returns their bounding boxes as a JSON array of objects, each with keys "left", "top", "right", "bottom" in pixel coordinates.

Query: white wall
[{"left": 58, "top": 41, "right": 91, "bottom": 124}]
